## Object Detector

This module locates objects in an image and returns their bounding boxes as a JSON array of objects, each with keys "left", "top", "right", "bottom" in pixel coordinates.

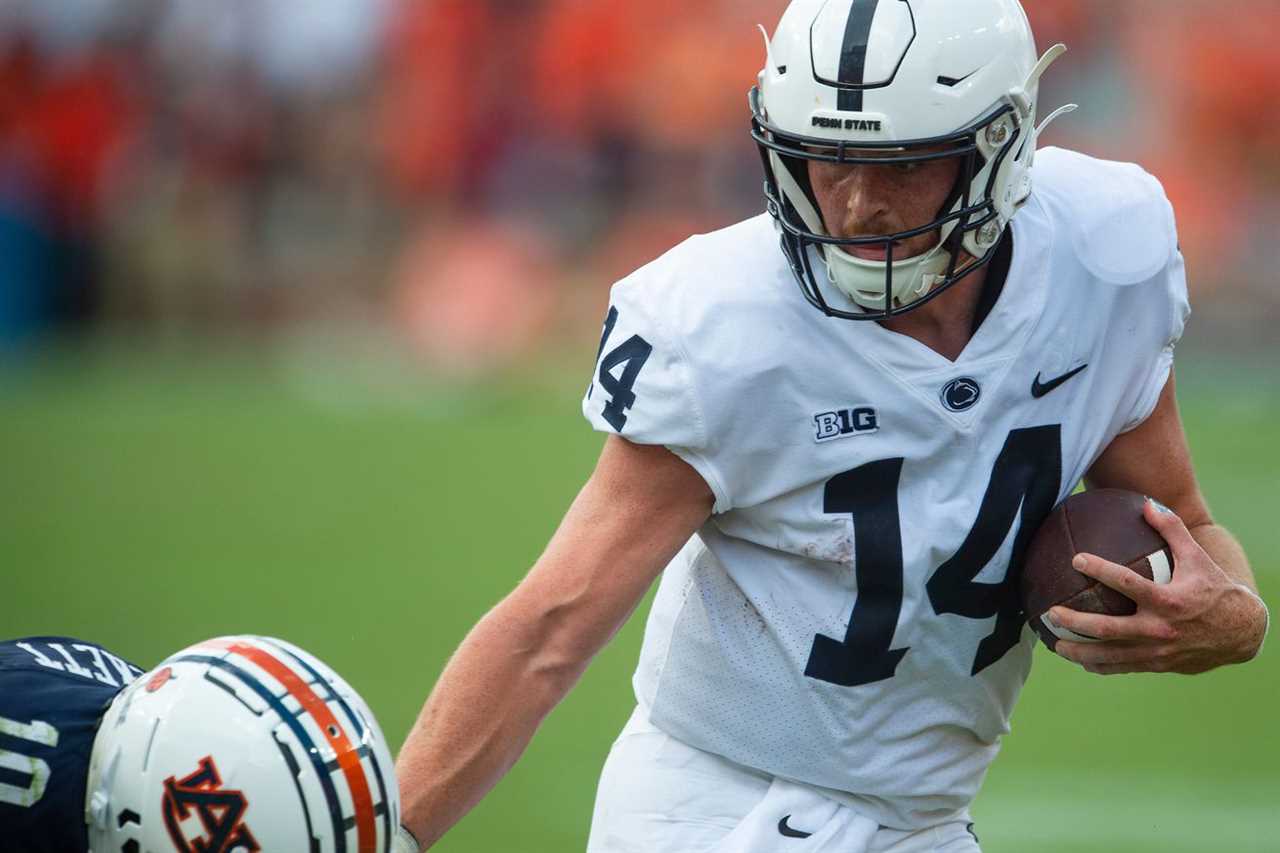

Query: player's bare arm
[
  {"left": 395, "top": 436, "right": 713, "bottom": 850},
  {"left": 1050, "top": 372, "right": 1269, "bottom": 674}
]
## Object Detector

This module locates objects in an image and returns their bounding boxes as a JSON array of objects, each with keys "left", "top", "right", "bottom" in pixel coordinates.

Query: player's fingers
[
  {"left": 1142, "top": 498, "right": 1202, "bottom": 562},
  {"left": 1071, "top": 553, "right": 1161, "bottom": 606},
  {"left": 1082, "top": 662, "right": 1144, "bottom": 676},
  {"left": 1047, "top": 607, "right": 1177, "bottom": 642},
  {"left": 1057, "top": 639, "right": 1173, "bottom": 668}
]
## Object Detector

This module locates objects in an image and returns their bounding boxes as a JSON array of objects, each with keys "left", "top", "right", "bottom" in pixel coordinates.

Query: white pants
[{"left": 587, "top": 708, "right": 981, "bottom": 853}]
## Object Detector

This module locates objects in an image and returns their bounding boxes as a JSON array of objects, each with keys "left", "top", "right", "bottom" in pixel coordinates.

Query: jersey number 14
[
  {"left": 806, "top": 425, "right": 1061, "bottom": 686},
  {"left": 589, "top": 306, "right": 653, "bottom": 432}
]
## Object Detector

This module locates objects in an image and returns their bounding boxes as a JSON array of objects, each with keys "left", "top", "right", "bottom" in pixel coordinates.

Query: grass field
[{"left": 2, "top": 345, "right": 1276, "bottom": 852}]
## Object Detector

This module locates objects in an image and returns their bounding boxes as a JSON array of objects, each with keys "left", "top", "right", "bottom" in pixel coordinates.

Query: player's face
[{"left": 807, "top": 148, "right": 962, "bottom": 261}]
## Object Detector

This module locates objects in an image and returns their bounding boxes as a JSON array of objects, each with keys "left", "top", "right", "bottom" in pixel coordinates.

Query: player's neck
[{"left": 876, "top": 260, "right": 989, "bottom": 363}]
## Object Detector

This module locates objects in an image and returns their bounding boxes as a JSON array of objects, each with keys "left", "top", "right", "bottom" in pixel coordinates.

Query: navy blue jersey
[{"left": 0, "top": 637, "right": 144, "bottom": 853}]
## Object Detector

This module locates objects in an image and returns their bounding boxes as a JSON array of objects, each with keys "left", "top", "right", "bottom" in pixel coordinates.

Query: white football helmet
[
  {"left": 84, "top": 636, "right": 400, "bottom": 853},
  {"left": 751, "top": 0, "right": 1076, "bottom": 319}
]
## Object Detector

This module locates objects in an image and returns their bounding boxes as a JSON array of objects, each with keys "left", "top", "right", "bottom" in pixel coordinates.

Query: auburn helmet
[
  {"left": 751, "top": 0, "right": 1076, "bottom": 319},
  {"left": 85, "top": 636, "right": 400, "bottom": 852}
]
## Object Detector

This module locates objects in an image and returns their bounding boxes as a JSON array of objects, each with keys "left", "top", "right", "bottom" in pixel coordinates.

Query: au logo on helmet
[{"left": 162, "top": 755, "right": 261, "bottom": 853}]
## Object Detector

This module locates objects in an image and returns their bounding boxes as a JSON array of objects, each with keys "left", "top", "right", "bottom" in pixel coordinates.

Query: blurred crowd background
[{"left": 2, "top": 0, "right": 1277, "bottom": 365}]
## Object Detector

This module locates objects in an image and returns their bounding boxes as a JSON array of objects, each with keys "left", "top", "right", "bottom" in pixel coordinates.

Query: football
[{"left": 1021, "top": 489, "right": 1174, "bottom": 650}]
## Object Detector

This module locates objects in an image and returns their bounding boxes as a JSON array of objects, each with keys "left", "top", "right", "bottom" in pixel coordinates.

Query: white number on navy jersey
[{"left": 0, "top": 717, "right": 58, "bottom": 808}]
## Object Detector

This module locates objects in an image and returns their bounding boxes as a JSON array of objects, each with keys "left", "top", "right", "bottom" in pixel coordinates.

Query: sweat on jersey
[
  {"left": 0, "top": 637, "right": 143, "bottom": 852},
  {"left": 582, "top": 147, "right": 1189, "bottom": 830}
]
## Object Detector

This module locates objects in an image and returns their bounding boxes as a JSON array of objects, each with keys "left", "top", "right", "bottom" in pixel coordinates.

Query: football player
[
  {"left": 394, "top": 1, "right": 1269, "bottom": 851},
  {"left": 0, "top": 635, "right": 400, "bottom": 852}
]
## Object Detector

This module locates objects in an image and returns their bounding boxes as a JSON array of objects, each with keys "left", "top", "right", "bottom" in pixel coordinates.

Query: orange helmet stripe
[{"left": 226, "top": 641, "right": 378, "bottom": 853}]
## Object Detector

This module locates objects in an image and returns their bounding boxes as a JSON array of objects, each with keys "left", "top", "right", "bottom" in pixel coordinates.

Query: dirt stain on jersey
[
  {"left": 799, "top": 532, "right": 855, "bottom": 565},
  {"left": 741, "top": 599, "right": 768, "bottom": 635}
]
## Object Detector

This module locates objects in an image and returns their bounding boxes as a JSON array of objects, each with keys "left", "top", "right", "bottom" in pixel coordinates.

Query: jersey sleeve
[
  {"left": 1035, "top": 149, "right": 1193, "bottom": 437},
  {"left": 582, "top": 275, "right": 731, "bottom": 513},
  {"left": 1117, "top": 247, "right": 1191, "bottom": 433}
]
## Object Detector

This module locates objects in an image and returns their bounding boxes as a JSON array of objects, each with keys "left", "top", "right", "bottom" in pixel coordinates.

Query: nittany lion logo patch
[
  {"left": 940, "top": 377, "right": 981, "bottom": 413},
  {"left": 162, "top": 756, "right": 261, "bottom": 853}
]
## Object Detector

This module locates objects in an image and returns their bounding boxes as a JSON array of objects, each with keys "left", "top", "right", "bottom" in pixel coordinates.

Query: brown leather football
[{"left": 1021, "top": 488, "right": 1174, "bottom": 650}]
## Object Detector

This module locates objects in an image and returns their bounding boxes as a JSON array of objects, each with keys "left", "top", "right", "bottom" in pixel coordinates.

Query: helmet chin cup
[{"left": 824, "top": 238, "right": 954, "bottom": 312}]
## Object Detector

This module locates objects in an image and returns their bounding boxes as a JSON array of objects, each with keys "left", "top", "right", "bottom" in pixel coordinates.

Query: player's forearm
[
  {"left": 395, "top": 439, "right": 712, "bottom": 849},
  {"left": 394, "top": 591, "right": 594, "bottom": 850},
  {"left": 1189, "top": 522, "right": 1256, "bottom": 591},
  {"left": 1189, "top": 522, "right": 1268, "bottom": 660}
]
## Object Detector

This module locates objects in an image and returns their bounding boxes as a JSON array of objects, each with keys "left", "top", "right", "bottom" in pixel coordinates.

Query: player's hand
[{"left": 1050, "top": 499, "right": 1268, "bottom": 675}]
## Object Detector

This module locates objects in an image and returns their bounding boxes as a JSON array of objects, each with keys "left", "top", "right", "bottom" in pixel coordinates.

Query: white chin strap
[{"left": 769, "top": 149, "right": 956, "bottom": 312}]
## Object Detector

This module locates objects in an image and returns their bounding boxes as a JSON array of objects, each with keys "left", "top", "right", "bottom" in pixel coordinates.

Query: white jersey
[{"left": 581, "top": 147, "right": 1189, "bottom": 830}]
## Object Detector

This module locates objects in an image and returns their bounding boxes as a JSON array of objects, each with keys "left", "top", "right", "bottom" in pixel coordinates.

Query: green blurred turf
[{"left": 2, "top": 347, "right": 1276, "bottom": 852}]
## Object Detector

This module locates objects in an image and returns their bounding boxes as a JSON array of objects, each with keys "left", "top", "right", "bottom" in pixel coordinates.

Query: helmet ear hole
[{"left": 114, "top": 807, "right": 143, "bottom": 853}]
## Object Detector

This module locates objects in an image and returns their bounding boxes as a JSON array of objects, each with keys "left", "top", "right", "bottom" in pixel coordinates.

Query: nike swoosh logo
[
  {"left": 1031, "top": 363, "right": 1088, "bottom": 398},
  {"left": 778, "top": 815, "right": 813, "bottom": 839}
]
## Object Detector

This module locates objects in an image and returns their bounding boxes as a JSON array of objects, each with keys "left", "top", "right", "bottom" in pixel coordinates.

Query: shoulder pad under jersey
[{"left": 1032, "top": 146, "right": 1179, "bottom": 285}]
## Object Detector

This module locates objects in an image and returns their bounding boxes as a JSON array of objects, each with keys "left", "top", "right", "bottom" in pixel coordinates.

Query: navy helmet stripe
[
  {"left": 265, "top": 639, "right": 394, "bottom": 853},
  {"left": 838, "top": 0, "right": 881, "bottom": 111},
  {"left": 274, "top": 736, "right": 319, "bottom": 843},
  {"left": 173, "top": 654, "right": 348, "bottom": 852}
]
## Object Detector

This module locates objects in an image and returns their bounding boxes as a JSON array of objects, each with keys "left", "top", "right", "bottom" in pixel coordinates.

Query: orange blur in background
[{"left": 0, "top": 0, "right": 1276, "bottom": 360}]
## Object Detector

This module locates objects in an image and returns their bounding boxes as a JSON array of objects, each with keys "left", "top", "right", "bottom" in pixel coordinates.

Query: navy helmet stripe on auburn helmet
[
  {"left": 87, "top": 635, "right": 398, "bottom": 853},
  {"left": 264, "top": 638, "right": 395, "bottom": 849},
  {"left": 217, "top": 639, "right": 381, "bottom": 852},
  {"left": 271, "top": 733, "right": 320, "bottom": 845},
  {"left": 837, "top": 0, "right": 881, "bottom": 110},
  {"left": 172, "top": 654, "right": 361, "bottom": 852}
]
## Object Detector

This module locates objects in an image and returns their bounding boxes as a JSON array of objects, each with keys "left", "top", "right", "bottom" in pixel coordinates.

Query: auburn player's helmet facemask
[{"left": 751, "top": 0, "right": 1076, "bottom": 320}]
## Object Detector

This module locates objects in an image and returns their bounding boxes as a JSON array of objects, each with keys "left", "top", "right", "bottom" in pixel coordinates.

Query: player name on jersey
[{"left": 11, "top": 639, "right": 140, "bottom": 688}]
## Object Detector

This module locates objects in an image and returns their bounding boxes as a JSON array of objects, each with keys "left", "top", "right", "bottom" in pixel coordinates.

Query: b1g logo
[
  {"left": 814, "top": 407, "right": 879, "bottom": 443},
  {"left": 162, "top": 756, "right": 260, "bottom": 853}
]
